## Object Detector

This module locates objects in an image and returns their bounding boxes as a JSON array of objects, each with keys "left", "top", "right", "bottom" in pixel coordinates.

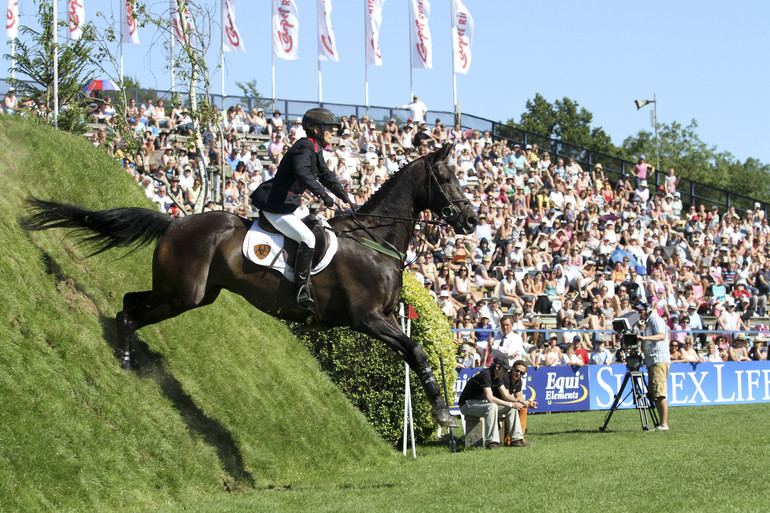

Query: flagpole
[
  {"left": 220, "top": 0, "right": 226, "bottom": 104},
  {"left": 363, "top": 2, "right": 368, "bottom": 113},
  {"left": 316, "top": 0, "right": 321, "bottom": 104},
  {"left": 170, "top": 23, "right": 175, "bottom": 94},
  {"left": 449, "top": 0, "right": 458, "bottom": 121},
  {"left": 10, "top": 39, "right": 15, "bottom": 82},
  {"left": 120, "top": 0, "right": 124, "bottom": 91},
  {"left": 53, "top": 0, "right": 58, "bottom": 127},
  {"left": 407, "top": 0, "right": 414, "bottom": 100},
  {"left": 271, "top": 0, "right": 276, "bottom": 110}
]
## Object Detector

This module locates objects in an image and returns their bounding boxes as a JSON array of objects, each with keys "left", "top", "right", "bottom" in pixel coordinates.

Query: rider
[{"left": 251, "top": 107, "right": 351, "bottom": 308}]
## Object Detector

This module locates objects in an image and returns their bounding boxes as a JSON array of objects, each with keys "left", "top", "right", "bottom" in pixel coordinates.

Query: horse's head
[{"left": 422, "top": 143, "right": 477, "bottom": 235}]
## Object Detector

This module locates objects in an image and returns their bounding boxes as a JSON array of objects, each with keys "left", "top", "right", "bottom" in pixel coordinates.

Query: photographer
[
  {"left": 638, "top": 301, "right": 671, "bottom": 430},
  {"left": 458, "top": 358, "right": 521, "bottom": 450},
  {"left": 494, "top": 360, "right": 536, "bottom": 447}
]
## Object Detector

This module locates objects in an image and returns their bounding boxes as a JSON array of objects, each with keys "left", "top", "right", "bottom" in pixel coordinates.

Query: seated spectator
[
  {"left": 561, "top": 344, "right": 585, "bottom": 368},
  {"left": 703, "top": 342, "right": 722, "bottom": 362},
  {"left": 679, "top": 336, "right": 702, "bottom": 363},
  {"left": 589, "top": 340, "right": 612, "bottom": 365},
  {"left": 748, "top": 337, "right": 767, "bottom": 361},
  {"left": 539, "top": 336, "right": 562, "bottom": 367},
  {"left": 669, "top": 341, "right": 685, "bottom": 362}
]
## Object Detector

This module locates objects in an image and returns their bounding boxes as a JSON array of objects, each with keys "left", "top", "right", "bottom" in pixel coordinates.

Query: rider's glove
[{"left": 322, "top": 195, "right": 335, "bottom": 208}]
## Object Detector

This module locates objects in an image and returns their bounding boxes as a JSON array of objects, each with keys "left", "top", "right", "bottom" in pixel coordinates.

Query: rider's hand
[{"left": 322, "top": 195, "right": 335, "bottom": 209}]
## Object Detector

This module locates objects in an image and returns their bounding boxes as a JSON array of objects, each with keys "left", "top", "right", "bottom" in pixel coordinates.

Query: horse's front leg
[{"left": 357, "top": 314, "right": 458, "bottom": 428}]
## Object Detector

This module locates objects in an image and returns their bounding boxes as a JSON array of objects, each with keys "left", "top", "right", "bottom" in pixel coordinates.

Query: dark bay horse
[{"left": 21, "top": 143, "right": 477, "bottom": 427}]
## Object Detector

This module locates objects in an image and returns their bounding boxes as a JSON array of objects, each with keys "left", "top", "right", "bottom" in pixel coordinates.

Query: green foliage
[
  {"left": 506, "top": 93, "right": 619, "bottom": 156},
  {"left": 5, "top": 0, "right": 101, "bottom": 133},
  {"left": 235, "top": 79, "right": 271, "bottom": 110},
  {"left": 298, "top": 271, "right": 456, "bottom": 445},
  {"left": 623, "top": 120, "right": 770, "bottom": 202}
]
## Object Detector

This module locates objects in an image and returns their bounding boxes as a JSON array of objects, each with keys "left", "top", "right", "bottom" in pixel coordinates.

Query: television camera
[
  {"left": 611, "top": 311, "right": 644, "bottom": 371},
  {"left": 600, "top": 308, "right": 659, "bottom": 431}
]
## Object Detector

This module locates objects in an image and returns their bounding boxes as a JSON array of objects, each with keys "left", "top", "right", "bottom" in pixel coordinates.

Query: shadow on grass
[{"left": 98, "top": 313, "right": 255, "bottom": 489}]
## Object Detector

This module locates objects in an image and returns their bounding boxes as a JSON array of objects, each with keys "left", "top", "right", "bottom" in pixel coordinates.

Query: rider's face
[{"left": 323, "top": 127, "right": 334, "bottom": 146}]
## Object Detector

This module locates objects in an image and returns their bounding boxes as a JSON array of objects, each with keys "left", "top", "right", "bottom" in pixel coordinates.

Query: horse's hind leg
[
  {"left": 357, "top": 315, "right": 459, "bottom": 428},
  {"left": 115, "top": 288, "right": 221, "bottom": 369},
  {"left": 116, "top": 291, "right": 153, "bottom": 368}
]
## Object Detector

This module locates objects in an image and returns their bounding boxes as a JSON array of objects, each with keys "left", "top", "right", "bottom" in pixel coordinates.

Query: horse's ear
[{"left": 433, "top": 142, "right": 454, "bottom": 162}]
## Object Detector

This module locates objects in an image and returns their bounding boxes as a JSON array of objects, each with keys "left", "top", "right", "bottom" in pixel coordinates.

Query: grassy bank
[{"left": 0, "top": 116, "right": 391, "bottom": 512}]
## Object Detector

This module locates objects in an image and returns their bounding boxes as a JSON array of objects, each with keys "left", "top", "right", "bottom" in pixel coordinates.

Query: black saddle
[{"left": 256, "top": 212, "right": 332, "bottom": 266}]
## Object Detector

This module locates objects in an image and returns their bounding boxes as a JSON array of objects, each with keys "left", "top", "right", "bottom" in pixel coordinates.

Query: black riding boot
[{"left": 295, "top": 242, "right": 315, "bottom": 308}]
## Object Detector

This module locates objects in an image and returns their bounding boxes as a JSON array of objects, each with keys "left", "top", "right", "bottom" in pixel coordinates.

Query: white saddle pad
[{"left": 242, "top": 217, "right": 338, "bottom": 283}]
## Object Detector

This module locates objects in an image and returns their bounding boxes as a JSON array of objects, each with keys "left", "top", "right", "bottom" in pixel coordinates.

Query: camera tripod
[{"left": 599, "top": 368, "right": 659, "bottom": 432}]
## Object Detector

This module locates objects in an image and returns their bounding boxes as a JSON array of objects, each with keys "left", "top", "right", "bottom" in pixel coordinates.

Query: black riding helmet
[{"left": 302, "top": 108, "right": 340, "bottom": 141}]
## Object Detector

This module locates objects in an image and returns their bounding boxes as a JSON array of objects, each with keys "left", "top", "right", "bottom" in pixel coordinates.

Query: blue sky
[{"left": 10, "top": 1, "right": 770, "bottom": 164}]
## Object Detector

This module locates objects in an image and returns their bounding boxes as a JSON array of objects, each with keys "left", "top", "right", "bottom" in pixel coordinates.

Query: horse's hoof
[{"left": 432, "top": 407, "right": 459, "bottom": 428}]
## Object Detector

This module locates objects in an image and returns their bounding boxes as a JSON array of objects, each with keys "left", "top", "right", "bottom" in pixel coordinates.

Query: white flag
[
  {"left": 121, "top": 1, "right": 140, "bottom": 44},
  {"left": 223, "top": 0, "right": 245, "bottom": 53},
  {"left": 171, "top": 1, "right": 196, "bottom": 46},
  {"left": 451, "top": 0, "right": 473, "bottom": 74},
  {"left": 273, "top": 0, "right": 299, "bottom": 61},
  {"left": 364, "top": 0, "right": 386, "bottom": 66},
  {"left": 171, "top": 0, "right": 183, "bottom": 44},
  {"left": 68, "top": 0, "right": 85, "bottom": 40},
  {"left": 6, "top": 0, "right": 19, "bottom": 39},
  {"left": 408, "top": 0, "right": 432, "bottom": 69},
  {"left": 317, "top": 0, "right": 337, "bottom": 62}
]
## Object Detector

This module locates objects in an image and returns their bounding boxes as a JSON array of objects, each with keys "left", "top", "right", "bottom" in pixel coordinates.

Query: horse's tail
[{"left": 20, "top": 197, "right": 173, "bottom": 256}]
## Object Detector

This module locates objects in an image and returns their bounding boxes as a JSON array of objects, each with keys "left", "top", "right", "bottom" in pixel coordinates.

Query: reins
[{"left": 334, "top": 151, "right": 470, "bottom": 264}]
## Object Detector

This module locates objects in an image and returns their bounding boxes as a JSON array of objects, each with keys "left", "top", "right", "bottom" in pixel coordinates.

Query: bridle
[
  {"left": 342, "top": 154, "right": 470, "bottom": 226},
  {"left": 424, "top": 155, "right": 471, "bottom": 223}
]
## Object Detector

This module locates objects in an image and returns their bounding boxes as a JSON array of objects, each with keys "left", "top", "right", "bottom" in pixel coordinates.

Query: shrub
[{"left": 298, "top": 270, "right": 457, "bottom": 444}]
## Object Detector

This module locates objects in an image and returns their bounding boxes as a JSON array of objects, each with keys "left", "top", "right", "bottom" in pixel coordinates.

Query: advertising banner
[{"left": 453, "top": 362, "right": 770, "bottom": 416}]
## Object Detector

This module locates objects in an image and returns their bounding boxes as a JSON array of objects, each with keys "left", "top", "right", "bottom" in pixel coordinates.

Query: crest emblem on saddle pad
[{"left": 253, "top": 244, "right": 271, "bottom": 259}]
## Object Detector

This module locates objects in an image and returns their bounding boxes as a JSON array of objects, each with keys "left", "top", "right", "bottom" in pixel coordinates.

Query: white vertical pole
[
  {"left": 119, "top": 0, "right": 124, "bottom": 90},
  {"left": 317, "top": 0, "right": 322, "bottom": 104},
  {"left": 10, "top": 40, "right": 15, "bottom": 82},
  {"left": 271, "top": 0, "right": 276, "bottom": 110},
  {"left": 653, "top": 93, "right": 659, "bottom": 172},
  {"left": 52, "top": 0, "right": 58, "bottom": 127},
  {"left": 221, "top": 0, "right": 225, "bottom": 103},
  {"left": 170, "top": 22, "right": 175, "bottom": 94},
  {"left": 363, "top": 2, "right": 368, "bottom": 112},
  {"left": 399, "top": 303, "right": 417, "bottom": 459},
  {"left": 404, "top": 316, "right": 417, "bottom": 458},
  {"left": 449, "top": 0, "right": 457, "bottom": 121},
  {"left": 407, "top": 0, "right": 413, "bottom": 100}
]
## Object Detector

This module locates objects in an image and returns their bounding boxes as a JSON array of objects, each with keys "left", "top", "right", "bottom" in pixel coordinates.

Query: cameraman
[{"left": 638, "top": 301, "right": 671, "bottom": 430}]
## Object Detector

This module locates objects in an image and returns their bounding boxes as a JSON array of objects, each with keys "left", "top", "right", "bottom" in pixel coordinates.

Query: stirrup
[{"left": 297, "top": 283, "right": 314, "bottom": 308}]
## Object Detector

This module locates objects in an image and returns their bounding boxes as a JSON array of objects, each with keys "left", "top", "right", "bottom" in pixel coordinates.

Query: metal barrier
[{"left": 2, "top": 77, "right": 764, "bottom": 213}]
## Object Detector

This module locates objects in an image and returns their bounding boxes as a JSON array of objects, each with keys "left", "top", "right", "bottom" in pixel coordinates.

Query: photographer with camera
[
  {"left": 638, "top": 301, "right": 671, "bottom": 430},
  {"left": 458, "top": 358, "right": 523, "bottom": 450}
]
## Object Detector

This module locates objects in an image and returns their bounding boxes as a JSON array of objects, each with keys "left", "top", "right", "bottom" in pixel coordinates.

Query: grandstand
[{"left": 6, "top": 86, "right": 770, "bottom": 367}]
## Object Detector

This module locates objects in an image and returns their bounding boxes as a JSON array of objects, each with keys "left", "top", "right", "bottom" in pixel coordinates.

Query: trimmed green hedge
[{"left": 298, "top": 270, "right": 457, "bottom": 444}]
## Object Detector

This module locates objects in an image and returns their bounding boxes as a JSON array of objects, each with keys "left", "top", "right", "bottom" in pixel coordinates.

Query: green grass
[
  {"left": 1, "top": 116, "right": 768, "bottom": 512},
  {"left": 154, "top": 404, "right": 770, "bottom": 513},
  {"left": 0, "top": 116, "right": 391, "bottom": 512}
]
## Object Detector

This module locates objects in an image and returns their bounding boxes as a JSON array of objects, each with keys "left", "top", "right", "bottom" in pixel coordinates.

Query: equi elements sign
[{"left": 452, "top": 362, "right": 770, "bottom": 415}]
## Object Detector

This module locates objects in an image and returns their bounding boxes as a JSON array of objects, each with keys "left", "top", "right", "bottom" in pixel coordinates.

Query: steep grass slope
[{"left": 0, "top": 117, "right": 391, "bottom": 512}]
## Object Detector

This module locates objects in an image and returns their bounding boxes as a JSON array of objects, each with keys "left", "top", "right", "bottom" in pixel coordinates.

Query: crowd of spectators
[{"left": 6, "top": 90, "right": 769, "bottom": 368}]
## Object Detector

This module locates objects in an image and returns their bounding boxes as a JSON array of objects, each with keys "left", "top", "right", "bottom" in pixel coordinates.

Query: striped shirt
[{"left": 644, "top": 313, "right": 671, "bottom": 366}]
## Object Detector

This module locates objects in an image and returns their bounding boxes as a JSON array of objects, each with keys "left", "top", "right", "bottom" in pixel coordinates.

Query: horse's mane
[{"left": 358, "top": 154, "right": 425, "bottom": 213}]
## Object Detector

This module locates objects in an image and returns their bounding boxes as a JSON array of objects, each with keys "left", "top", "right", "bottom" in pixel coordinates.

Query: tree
[
  {"left": 506, "top": 94, "right": 619, "bottom": 157},
  {"left": 5, "top": 0, "right": 103, "bottom": 133},
  {"left": 235, "top": 79, "right": 271, "bottom": 111},
  {"left": 623, "top": 120, "right": 770, "bottom": 203}
]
